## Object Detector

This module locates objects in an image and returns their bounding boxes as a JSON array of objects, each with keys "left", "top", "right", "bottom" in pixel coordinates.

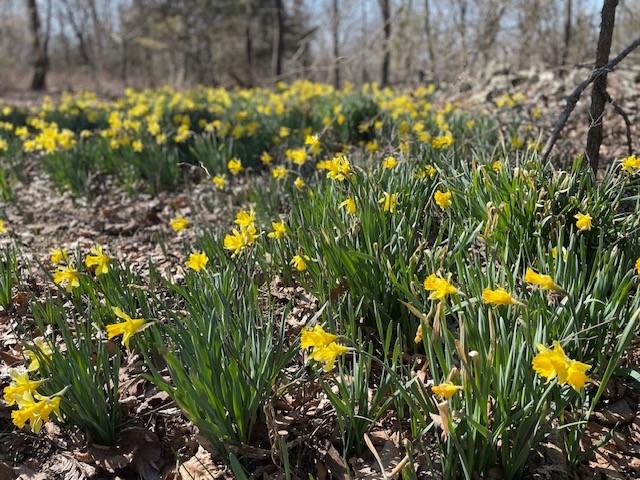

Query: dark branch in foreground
[{"left": 540, "top": 36, "right": 640, "bottom": 165}]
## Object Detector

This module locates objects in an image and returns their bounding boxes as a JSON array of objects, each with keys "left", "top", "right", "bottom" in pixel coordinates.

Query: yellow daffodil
[
  {"left": 0, "top": 219, "right": 5, "bottom": 233},
  {"left": 170, "top": 216, "right": 189, "bottom": 232},
  {"left": 294, "top": 177, "right": 305, "bottom": 190},
  {"left": 234, "top": 209, "right": 255, "bottom": 227},
  {"left": 211, "top": 175, "right": 226, "bottom": 189},
  {"left": 174, "top": 125, "right": 191, "bottom": 143},
  {"left": 305, "top": 134, "right": 321, "bottom": 155},
  {"left": 310, "top": 342, "right": 350, "bottom": 372},
  {"left": 382, "top": 156, "right": 398, "bottom": 170},
  {"left": 50, "top": 248, "right": 68, "bottom": 265},
  {"left": 532, "top": 341, "right": 569, "bottom": 383},
  {"left": 431, "top": 133, "right": 453, "bottom": 149},
  {"left": 186, "top": 251, "right": 209, "bottom": 271},
  {"left": 620, "top": 154, "right": 640, "bottom": 174},
  {"left": 223, "top": 224, "right": 257, "bottom": 256},
  {"left": 11, "top": 391, "right": 62, "bottom": 433},
  {"left": 432, "top": 382, "right": 462, "bottom": 399},
  {"left": 532, "top": 341, "right": 591, "bottom": 391},
  {"left": 227, "top": 158, "right": 244, "bottom": 175},
  {"left": 365, "top": 140, "right": 379, "bottom": 153},
  {"left": 267, "top": 221, "right": 287, "bottom": 240},
  {"left": 551, "top": 247, "right": 568, "bottom": 262},
  {"left": 24, "top": 338, "right": 52, "bottom": 372},
  {"left": 524, "top": 268, "right": 559, "bottom": 291},
  {"left": 636, "top": 257, "right": 640, "bottom": 275},
  {"left": 223, "top": 230, "right": 245, "bottom": 255},
  {"left": 300, "top": 325, "right": 349, "bottom": 372},
  {"left": 574, "top": 213, "right": 592, "bottom": 231},
  {"left": 260, "top": 151, "right": 273, "bottom": 165},
  {"left": 300, "top": 325, "right": 337, "bottom": 350},
  {"left": 291, "top": 254, "right": 309, "bottom": 271},
  {"left": 380, "top": 192, "right": 398, "bottom": 213},
  {"left": 2, "top": 369, "right": 44, "bottom": 407},
  {"left": 491, "top": 160, "right": 502, "bottom": 172},
  {"left": 106, "top": 307, "right": 146, "bottom": 349},
  {"left": 434, "top": 190, "right": 452, "bottom": 210},
  {"left": 423, "top": 274, "right": 457, "bottom": 300},
  {"left": 323, "top": 154, "right": 352, "bottom": 181},
  {"left": 339, "top": 196, "right": 357, "bottom": 215},
  {"left": 131, "top": 139, "right": 143, "bottom": 152},
  {"left": 53, "top": 265, "right": 80, "bottom": 292},
  {"left": 482, "top": 287, "right": 517, "bottom": 306},
  {"left": 416, "top": 165, "right": 437, "bottom": 179},
  {"left": 272, "top": 165, "right": 287, "bottom": 179},
  {"left": 285, "top": 148, "right": 307, "bottom": 166},
  {"left": 414, "top": 324, "right": 423, "bottom": 344},
  {"left": 84, "top": 245, "right": 110, "bottom": 276},
  {"left": 566, "top": 359, "right": 592, "bottom": 391}
]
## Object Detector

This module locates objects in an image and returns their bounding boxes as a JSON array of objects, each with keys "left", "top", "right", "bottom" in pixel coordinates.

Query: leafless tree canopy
[{"left": 0, "top": 0, "right": 639, "bottom": 93}]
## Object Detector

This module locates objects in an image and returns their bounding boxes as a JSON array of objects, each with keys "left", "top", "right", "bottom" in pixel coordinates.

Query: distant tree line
[{"left": 0, "top": 0, "right": 638, "bottom": 92}]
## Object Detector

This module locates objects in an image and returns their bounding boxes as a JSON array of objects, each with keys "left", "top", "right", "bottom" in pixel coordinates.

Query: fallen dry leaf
[
  {"left": 47, "top": 454, "right": 97, "bottom": 480},
  {"left": 178, "top": 446, "right": 223, "bottom": 480}
]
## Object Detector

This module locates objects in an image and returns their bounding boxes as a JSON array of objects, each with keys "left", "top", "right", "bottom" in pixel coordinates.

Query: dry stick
[{"left": 540, "top": 36, "right": 640, "bottom": 164}]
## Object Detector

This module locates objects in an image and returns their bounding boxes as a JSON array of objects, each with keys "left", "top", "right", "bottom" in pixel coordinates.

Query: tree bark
[
  {"left": 273, "top": 0, "right": 284, "bottom": 78},
  {"left": 424, "top": 0, "right": 436, "bottom": 80},
  {"left": 61, "top": 0, "right": 92, "bottom": 66},
  {"left": 245, "top": 4, "right": 254, "bottom": 87},
  {"left": 87, "top": 0, "right": 104, "bottom": 90},
  {"left": 585, "top": 0, "right": 618, "bottom": 173},
  {"left": 332, "top": 0, "right": 340, "bottom": 89},
  {"left": 561, "top": 0, "right": 572, "bottom": 67},
  {"left": 26, "top": 0, "right": 49, "bottom": 91},
  {"left": 379, "top": 0, "right": 391, "bottom": 87}
]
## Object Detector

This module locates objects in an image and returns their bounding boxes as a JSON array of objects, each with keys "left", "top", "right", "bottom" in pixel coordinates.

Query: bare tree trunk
[
  {"left": 424, "top": 0, "right": 436, "bottom": 80},
  {"left": 294, "top": 0, "right": 312, "bottom": 78},
  {"left": 476, "top": 1, "right": 507, "bottom": 67},
  {"left": 26, "top": 0, "right": 49, "bottom": 91},
  {"left": 360, "top": 0, "right": 369, "bottom": 84},
  {"left": 245, "top": 4, "right": 254, "bottom": 86},
  {"left": 57, "top": 11, "right": 72, "bottom": 68},
  {"left": 61, "top": 0, "right": 92, "bottom": 66},
  {"left": 273, "top": 0, "right": 284, "bottom": 78},
  {"left": 379, "top": 0, "right": 391, "bottom": 87},
  {"left": 456, "top": 0, "right": 468, "bottom": 68},
  {"left": 585, "top": 0, "right": 618, "bottom": 173},
  {"left": 121, "top": 37, "right": 128, "bottom": 85},
  {"left": 561, "top": 0, "right": 572, "bottom": 67},
  {"left": 87, "top": 0, "right": 104, "bottom": 90},
  {"left": 332, "top": 0, "right": 340, "bottom": 89}
]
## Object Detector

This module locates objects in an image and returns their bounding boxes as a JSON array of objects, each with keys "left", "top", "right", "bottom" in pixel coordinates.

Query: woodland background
[{"left": 1, "top": 0, "right": 639, "bottom": 94}]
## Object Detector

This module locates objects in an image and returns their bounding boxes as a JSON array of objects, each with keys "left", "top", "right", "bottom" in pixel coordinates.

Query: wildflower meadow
[{"left": 0, "top": 77, "right": 638, "bottom": 479}]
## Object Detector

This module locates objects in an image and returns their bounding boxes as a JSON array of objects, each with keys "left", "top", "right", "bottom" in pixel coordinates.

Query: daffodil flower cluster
[
  {"left": 3, "top": 366, "right": 62, "bottom": 433},
  {"left": 300, "top": 325, "right": 350, "bottom": 372},
  {"left": 532, "top": 341, "right": 591, "bottom": 391},
  {"left": 223, "top": 208, "right": 259, "bottom": 256}
]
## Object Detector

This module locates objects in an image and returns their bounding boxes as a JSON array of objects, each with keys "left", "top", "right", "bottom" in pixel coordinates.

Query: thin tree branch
[
  {"left": 601, "top": 88, "right": 634, "bottom": 156},
  {"left": 540, "top": 35, "right": 640, "bottom": 164}
]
